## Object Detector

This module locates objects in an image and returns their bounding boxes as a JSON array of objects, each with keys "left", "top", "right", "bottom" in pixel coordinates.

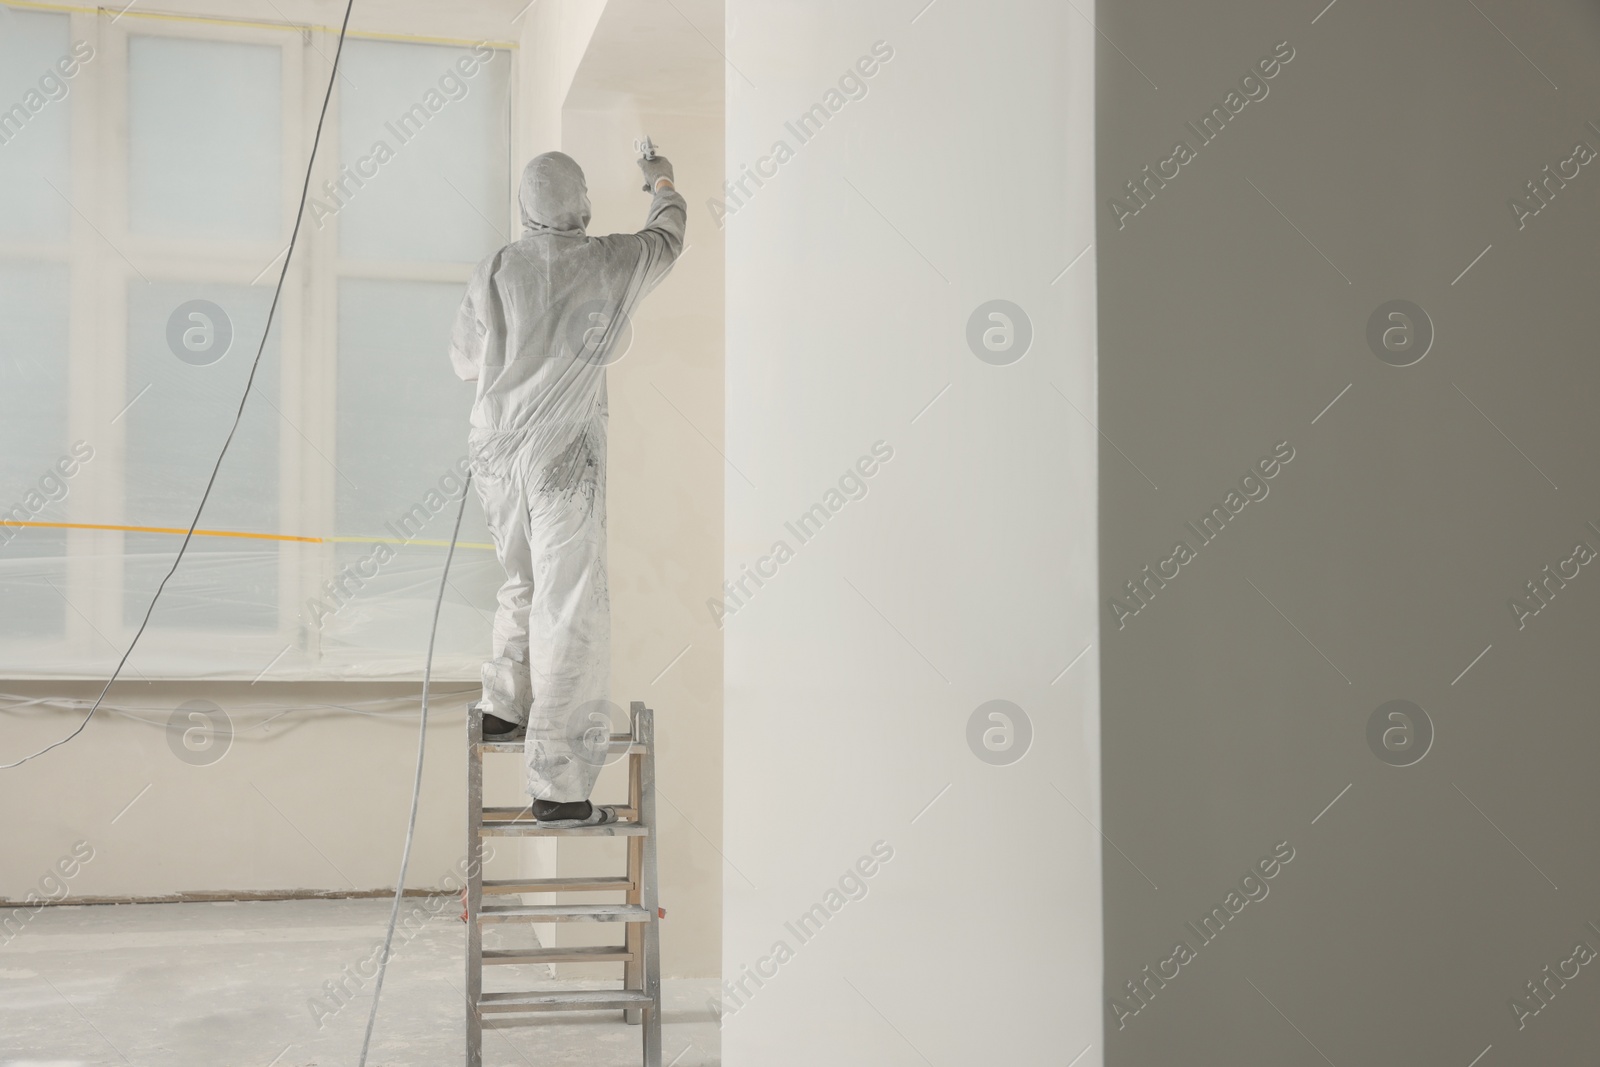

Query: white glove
[{"left": 638, "top": 154, "right": 674, "bottom": 192}]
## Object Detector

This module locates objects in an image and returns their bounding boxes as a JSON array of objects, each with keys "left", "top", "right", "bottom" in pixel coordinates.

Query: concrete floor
[{"left": 0, "top": 898, "right": 720, "bottom": 1066}]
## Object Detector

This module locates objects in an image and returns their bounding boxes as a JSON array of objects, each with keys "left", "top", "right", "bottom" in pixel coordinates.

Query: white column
[{"left": 724, "top": 2, "right": 1101, "bottom": 1064}]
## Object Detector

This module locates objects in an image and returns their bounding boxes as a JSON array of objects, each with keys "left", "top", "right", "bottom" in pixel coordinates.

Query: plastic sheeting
[{"left": 0, "top": 7, "right": 512, "bottom": 679}]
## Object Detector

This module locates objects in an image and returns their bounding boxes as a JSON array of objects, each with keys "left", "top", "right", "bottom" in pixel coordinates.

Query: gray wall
[{"left": 1098, "top": 1, "right": 1600, "bottom": 1064}]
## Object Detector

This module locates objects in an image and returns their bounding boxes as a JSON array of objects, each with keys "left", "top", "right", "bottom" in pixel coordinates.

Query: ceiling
[{"left": 565, "top": 0, "right": 724, "bottom": 117}]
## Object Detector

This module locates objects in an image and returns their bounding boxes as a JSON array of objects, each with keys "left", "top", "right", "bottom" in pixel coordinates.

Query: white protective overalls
[{"left": 449, "top": 151, "right": 684, "bottom": 801}]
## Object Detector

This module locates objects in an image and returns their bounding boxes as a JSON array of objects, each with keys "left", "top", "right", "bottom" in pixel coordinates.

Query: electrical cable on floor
[
  {"left": 358, "top": 472, "right": 471, "bottom": 1067},
  {"left": 0, "top": 0, "right": 358, "bottom": 771}
]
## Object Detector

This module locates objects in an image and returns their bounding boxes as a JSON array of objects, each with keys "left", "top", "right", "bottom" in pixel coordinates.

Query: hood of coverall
[{"left": 519, "top": 152, "right": 591, "bottom": 238}]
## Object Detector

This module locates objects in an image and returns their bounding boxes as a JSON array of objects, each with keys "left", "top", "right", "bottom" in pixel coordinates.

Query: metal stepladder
[{"left": 465, "top": 700, "right": 662, "bottom": 1067}]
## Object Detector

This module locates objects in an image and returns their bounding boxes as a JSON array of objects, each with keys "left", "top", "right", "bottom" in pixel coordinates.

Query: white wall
[
  {"left": 723, "top": 2, "right": 1100, "bottom": 1064},
  {"left": 553, "top": 106, "right": 724, "bottom": 981},
  {"left": 519, "top": 0, "right": 726, "bottom": 981},
  {"left": 0, "top": 681, "right": 498, "bottom": 899}
]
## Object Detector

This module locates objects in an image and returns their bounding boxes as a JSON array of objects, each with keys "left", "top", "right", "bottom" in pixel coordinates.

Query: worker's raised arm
[{"left": 633, "top": 154, "right": 687, "bottom": 293}]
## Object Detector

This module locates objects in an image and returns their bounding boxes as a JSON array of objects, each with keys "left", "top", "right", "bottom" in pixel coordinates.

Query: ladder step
[
  {"left": 482, "top": 806, "right": 638, "bottom": 823},
  {"left": 483, "top": 946, "right": 634, "bottom": 964},
  {"left": 478, "top": 989, "right": 652, "bottom": 1014},
  {"left": 483, "top": 876, "right": 634, "bottom": 894},
  {"left": 480, "top": 820, "right": 649, "bottom": 838},
  {"left": 479, "top": 903, "right": 652, "bottom": 924},
  {"left": 478, "top": 736, "right": 647, "bottom": 755}
]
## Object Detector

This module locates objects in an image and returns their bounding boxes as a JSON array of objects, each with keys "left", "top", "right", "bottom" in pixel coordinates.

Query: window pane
[
  {"left": 329, "top": 278, "right": 494, "bottom": 660},
  {"left": 128, "top": 35, "right": 282, "bottom": 241},
  {"left": 0, "top": 260, "right": 71, "bottom": 639},
  {"left": 0, "top": 8, "right": 73, "bottom": 240},
  {"left": 336, "top": 278, "right": 480, "bottom": 537},
  {"left": 335, "top": 40, "right": 510, "bottom": 263},
  {"left": 123, "top": 282, "right": 280, "bottom": 630}
]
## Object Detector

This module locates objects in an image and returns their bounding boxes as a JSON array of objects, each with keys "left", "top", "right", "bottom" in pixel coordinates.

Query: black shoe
[
  {"left": 532, "top": 799, "right": 617, "bottom": 828},
  {"left": 533, "top": 799, "right": 590, "bottom": 820},
  {"left": 483, "top": 713, "right": 522, "bottom": 737}
]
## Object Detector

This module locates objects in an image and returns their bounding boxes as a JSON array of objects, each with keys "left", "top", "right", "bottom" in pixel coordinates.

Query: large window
[{"left": 0, "top": 5, "right": 511, "bottom": 678}]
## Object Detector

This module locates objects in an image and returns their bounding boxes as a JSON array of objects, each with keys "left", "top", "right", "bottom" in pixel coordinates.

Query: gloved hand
[{"left": 638, "top": 154, "right": 674, "bottom": 193}]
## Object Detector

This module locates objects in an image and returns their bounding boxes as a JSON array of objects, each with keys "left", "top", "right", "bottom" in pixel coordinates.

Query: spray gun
[{"left": 635, "top": 136, "right": 666, "bottom": 192}]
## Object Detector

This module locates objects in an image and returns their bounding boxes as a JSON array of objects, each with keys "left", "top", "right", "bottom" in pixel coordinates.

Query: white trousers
[{"left": 471, "top": 419, "right": 610, "bottom": 802}]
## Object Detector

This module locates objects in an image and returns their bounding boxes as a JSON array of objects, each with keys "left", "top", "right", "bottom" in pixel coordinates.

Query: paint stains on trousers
[{"left": 471, "top": 418, "right": 610, "bottom": 802}]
